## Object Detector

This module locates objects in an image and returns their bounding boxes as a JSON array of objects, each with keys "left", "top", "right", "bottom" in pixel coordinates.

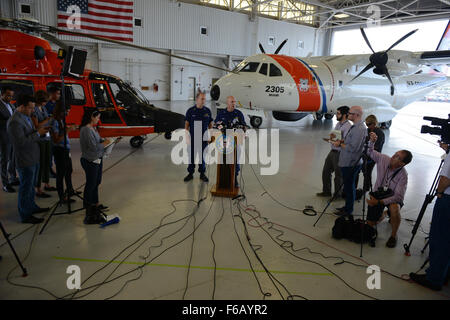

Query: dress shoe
[
  {"left": 44, "top": 186, "right": 57, "bottom": 192},
  {"left": 33, "top": 207, "right": 50, "bottom": 214},
  {"left": 184, "top": 173, "right": 193, "bottom": 182},
  {"left": 409, "top": 273, "right": 442, "bottom": 291},
  {"left": 22, "top": 215, "right": 45, "bottom": 224},
  {"left": 36, "top": 192, "right": 51, "bottom": 198},
  {"left": 200, "top": 173, "right": 209, "bottom": 182},
  {"left": 3, "top": 185, "right": 15, "bottom": 193},
  {"left": 316, "top": 192, "right": 332, "bottom": 197}
]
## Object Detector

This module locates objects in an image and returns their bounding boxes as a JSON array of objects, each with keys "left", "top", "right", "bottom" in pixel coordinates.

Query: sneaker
[
  {"left": 386, "top": 236, "right": 397, "bottom": 248},
  {"left": 199, "top": 173, "right": 209, "bottom": 182},
  {"left": 409, "top": 273, "right": 442, "bottom": 291},
  {"left": 22, "top": 215, "right": 45, "bottom": 224},
  {"left": 316, "top": 192, "right": 332, "bottom": 197},
  {"left": 184, "top": 173, "right": 193, "bottom": 182},
  {"left": 2, "top": 185, "right": 15, "bottom": 193},
  {"left": 36, "top": 192, "right": 51, "bottom": 198}
]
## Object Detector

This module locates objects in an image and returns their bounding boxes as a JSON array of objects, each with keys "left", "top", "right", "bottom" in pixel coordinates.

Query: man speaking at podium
[{"left": 214, "top": 96, "right": 247, "bottom": 188}]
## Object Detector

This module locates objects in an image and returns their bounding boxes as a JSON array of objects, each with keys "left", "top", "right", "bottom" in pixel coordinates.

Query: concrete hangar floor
[{"left": 0, "top": 100, "right": 449, "bottom": 300}]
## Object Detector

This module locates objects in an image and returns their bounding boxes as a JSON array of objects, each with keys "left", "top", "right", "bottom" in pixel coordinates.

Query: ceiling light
[{"left": 334, "top": 13, "right": 350, "bottom": 19}]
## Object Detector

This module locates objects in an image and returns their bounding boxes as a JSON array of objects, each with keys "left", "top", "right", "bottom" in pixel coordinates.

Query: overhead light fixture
[{"left": 334, "top": 13, "right": 350, "bottom": 19}]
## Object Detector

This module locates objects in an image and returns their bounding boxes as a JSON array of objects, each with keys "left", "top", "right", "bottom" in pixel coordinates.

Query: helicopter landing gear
[{"left": 130, "top": 136, "right": 144, "bottom": 148}]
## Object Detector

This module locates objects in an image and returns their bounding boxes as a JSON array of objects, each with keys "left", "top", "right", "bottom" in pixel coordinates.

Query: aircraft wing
[{"left": 413, "top": 50, "right": 450, "bottom": 66}]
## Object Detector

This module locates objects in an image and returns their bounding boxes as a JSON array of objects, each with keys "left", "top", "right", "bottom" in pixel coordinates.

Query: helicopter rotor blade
[{"left": 41, "top": 32, "right": 68, "bottom": 51}]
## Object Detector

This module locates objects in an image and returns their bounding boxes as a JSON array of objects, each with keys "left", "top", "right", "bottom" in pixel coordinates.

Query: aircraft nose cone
[{"left": 211, "top": 84, "right": 220, "bottom": 100}]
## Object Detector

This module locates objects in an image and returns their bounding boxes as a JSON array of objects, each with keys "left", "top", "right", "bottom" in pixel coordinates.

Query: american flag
[{"left": 57, "top": 0, "right": 134, "bottom": 42}]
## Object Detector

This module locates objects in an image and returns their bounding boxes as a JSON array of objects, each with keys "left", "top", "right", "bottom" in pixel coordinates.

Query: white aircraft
[{"left": 210, "top": 27, "right": 450, "bottom": 128}]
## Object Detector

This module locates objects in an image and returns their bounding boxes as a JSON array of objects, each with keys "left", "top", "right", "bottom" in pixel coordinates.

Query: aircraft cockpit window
[
  {"left": 0, "top": 80, "right": 34, "bottom": 100},
  {"left": 259, "top": 63, "right": 268, "bottom": 75},
  {"left": 46, "top": 82, "right": 86, "bottom": 105},
  {"left": 240, "top": 62, "right": 260, "bottom": 73},
  {"left": 91, "top": 82, "right": 122, "bottom": 124},
  {"left": 269, "top": 64, "right": 283, "bottom": 77}
]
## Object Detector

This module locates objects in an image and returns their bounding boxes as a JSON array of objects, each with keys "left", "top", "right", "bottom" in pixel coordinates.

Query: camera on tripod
[{"left": 421, "top": 114, "right": 450, "bottom": 144}]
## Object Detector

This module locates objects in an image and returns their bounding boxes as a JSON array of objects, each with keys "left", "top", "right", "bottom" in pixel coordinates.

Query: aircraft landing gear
[
  {"left": 324, "top": 113, "right": 334, "bottom": 120},
  {"left": 315, "top": 113, "right": 324, "bottom": 120},
  {"left": 164, "top": 131, "right": 172, "bottom": 140},
  {"left": 130, "top": 136, "right": 144, "bottom": 148},
  {"left": 250, "top": 116, "right": 262, "bottom": 128},
  {"left": 380, "top": 120, "right": 392, "bottom": 129}
]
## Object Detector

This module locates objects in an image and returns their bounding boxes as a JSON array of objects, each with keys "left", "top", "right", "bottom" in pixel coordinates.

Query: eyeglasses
[{"left": 366, "top": 122, "right": 374, "bottom": 126}]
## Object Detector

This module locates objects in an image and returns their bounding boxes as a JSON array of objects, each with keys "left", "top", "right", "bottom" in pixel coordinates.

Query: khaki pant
[{"left": 322, "top": 150, "right": 342, "bottom": 195}]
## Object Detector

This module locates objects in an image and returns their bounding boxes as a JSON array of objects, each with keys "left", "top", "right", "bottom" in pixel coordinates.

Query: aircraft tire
[
  {"left": 381, "top": 120, "right": 392, "bottom": 129},
  {"left": 315, "top": 113, "right": 324, "bottom": 120},
  {"left": 324, "top": 113, "right": 334, "bottom": 120},
  {"left": 250, "top": 116, "right": 262, "bottom": 128},
  {"left": 130, "top": 136, "right": 144, "bottom": 148},
  {"left": 164, "top": 131, "right": 172, "bottom": 140}
]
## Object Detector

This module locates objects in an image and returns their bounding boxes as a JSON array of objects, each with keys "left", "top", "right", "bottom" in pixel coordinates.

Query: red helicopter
[{"left": 0, "top": 18, "right": 193, "bottom": 148}]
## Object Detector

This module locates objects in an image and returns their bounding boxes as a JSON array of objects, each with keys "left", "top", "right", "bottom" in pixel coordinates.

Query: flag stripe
[
  {"left": 89, "top": 3, "right": 133, "bottom": 13},
  {"left": 57, "top": 14, "right": 133, "bottom": 27},
  {"left": 91, "top": 0, "right": 133, "bottom": 9},
  {"left": 57, "top": 23, "right": 133, "bottom": 35},
  {"left": 87, "top": 9, "right": 133, "bottom": 20},
  {"left": 59, "top": 31, "right": 133, "bottom": 42},
  {"left": 94, "top": 0, "right": 133, "bottom": 6}
]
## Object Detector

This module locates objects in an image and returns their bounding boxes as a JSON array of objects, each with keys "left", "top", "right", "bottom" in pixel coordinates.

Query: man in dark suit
[
  {"left": 7, "top": 94, "right": 50, "bottom": 224},
  {"left": 0, "top": 86, "right": 19, "bottom": 193}
]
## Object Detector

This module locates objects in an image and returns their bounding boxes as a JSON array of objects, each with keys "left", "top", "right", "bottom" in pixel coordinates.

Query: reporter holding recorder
[
  {"left": 79, "top": 109, "right": 110, "bottom": 224},
  {"left": 365, "top": 131, "right": 412, "bottom": 248}
]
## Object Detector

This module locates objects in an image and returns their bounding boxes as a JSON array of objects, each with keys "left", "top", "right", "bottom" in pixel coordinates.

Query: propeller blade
[
  {"left": 274, "top": 39, "right": 288, "bottom": 55},
  {"left": 258, "top": 43, "right": 266, "bottom": 54},
  {"left": 386, "top": 29, "right": 418, "bottom": 52},
  {"left": 41, "top": 32, "right": 68, "bottom": 51},
  {"left": 382, "top": 66, "right": 395, "bottom": 96},
  {"left": 360, "top": 28, "right": 375, "bottom": 54},
  {"left": 350, "top": 62, "right": 374, "bottom": 82}
]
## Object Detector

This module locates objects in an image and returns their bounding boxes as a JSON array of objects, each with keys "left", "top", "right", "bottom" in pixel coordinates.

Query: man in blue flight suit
[
  {"left": 214, "top": 96, "right": 247, "bottom": 187},
  {"left": 184, "top": 92, "right": 213, "bottom": 182}
]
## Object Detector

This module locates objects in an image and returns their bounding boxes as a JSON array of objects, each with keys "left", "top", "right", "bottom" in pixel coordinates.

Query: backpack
[{"left": 332, "top": 217, "right": 377, "bottom": 246}]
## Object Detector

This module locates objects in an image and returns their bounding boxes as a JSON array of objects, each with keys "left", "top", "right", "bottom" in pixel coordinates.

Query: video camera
[
  {"left": 421, "top": 114, "right": 450, "bottom": 144},
  {"left": 214, "top": 119, "right": 248, "bottom": 132}
]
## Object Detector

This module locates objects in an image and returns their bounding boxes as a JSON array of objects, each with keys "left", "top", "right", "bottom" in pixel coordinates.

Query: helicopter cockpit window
[
  {"left": 0, "top": 80, "right": 34, "bottom": 100},
  {"left": 46, "top": 83, "right": 86, "bottom": 105},
  {"left": 91, "top": 82, "right": 122, "bottom": 124},
  {"left": 240, "top": 62, "right": 260, "bottom": 73},
  {"left": 269, "top": 64, "right": 283, "bottom": 77}
]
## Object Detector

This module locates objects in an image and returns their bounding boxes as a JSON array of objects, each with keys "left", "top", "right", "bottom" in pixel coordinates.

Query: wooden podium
[{"left": 211, "top": 135, "right": 239, "bottom": 198}]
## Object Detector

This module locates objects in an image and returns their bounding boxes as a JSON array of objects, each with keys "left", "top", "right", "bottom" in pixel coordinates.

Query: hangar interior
[{"left": 0, "top": 0, "right": 449, "bottom": 300}]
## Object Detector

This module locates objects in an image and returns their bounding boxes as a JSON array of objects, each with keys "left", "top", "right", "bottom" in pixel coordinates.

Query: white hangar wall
[{"left": 1, "top": 0, "right": 326, "bottom": 101}]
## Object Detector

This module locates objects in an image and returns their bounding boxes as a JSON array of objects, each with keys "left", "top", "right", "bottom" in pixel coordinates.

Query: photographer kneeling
[{"left": 366, "top": 132, "right": 412, "bottom": 248}]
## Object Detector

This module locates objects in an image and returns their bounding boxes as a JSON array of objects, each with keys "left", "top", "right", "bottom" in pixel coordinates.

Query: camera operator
[
  {"left": 214, "top": 96, "right": 247, "bottom": 188},
  {"left": 334, "top": 106, "right": 367, "bottom": 217},
  {"left": 410, "top": 142, "right": 450, "bottom": 291},
  {"left": 365, "top": 132, "right": 412, "bottom": 248}
]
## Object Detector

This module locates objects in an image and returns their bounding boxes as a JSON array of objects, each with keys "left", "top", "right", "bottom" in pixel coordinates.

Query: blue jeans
[
  {"left": 17, "top": 164, "right": 40, "bottom": 221},
  {"left": 426, "top": 194, "right": 450, "bottom": 286},
  {"left": 80, "top": 158, "right": 102, "bottom": 206},
  {"left": 187, "top": 142, "right": 207, "bottom": 174},
  {"left": 340, "top": 165, "right": 361, "bottom": 215}
]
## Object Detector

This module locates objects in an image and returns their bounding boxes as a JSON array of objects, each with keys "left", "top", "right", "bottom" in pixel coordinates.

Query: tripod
[
  {"left": 40, "top": 72, "right": 84, "bottom": 235},
  {"left": 314, "top": 142, "right": 370, "bottom": 257},
  {"left": 0, "top": 221, "right": 28, "bottom": 276},
  {"left": 403, "top": 158, "right": 444, "bottom": 256}
]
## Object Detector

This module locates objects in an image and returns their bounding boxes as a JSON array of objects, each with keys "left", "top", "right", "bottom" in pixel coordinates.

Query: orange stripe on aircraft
[{"left": 268, "top": 54, "right": 321, "bottom": 112}]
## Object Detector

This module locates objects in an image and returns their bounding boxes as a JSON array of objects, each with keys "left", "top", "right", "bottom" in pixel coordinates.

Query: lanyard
[{"left": 382, "top": 166, "right": 401, "bottom": 188}]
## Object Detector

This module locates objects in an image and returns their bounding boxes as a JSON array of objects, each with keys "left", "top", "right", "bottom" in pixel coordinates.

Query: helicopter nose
[{"left": 210, "top": 84, "right": 220, "bottom": 100}]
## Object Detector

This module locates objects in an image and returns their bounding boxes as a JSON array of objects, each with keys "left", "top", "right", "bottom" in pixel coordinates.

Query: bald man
[
  {"left": 214, "top": 96, "right": 247, "bottom": 187},
  {"left": 333, "top": 105, "right": 367, "bottom": 217}
]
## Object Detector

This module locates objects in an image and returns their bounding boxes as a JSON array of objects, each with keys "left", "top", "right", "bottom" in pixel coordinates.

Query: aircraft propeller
[{"left": 350, "top": 27, "right": 418, "bottom": 96}]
